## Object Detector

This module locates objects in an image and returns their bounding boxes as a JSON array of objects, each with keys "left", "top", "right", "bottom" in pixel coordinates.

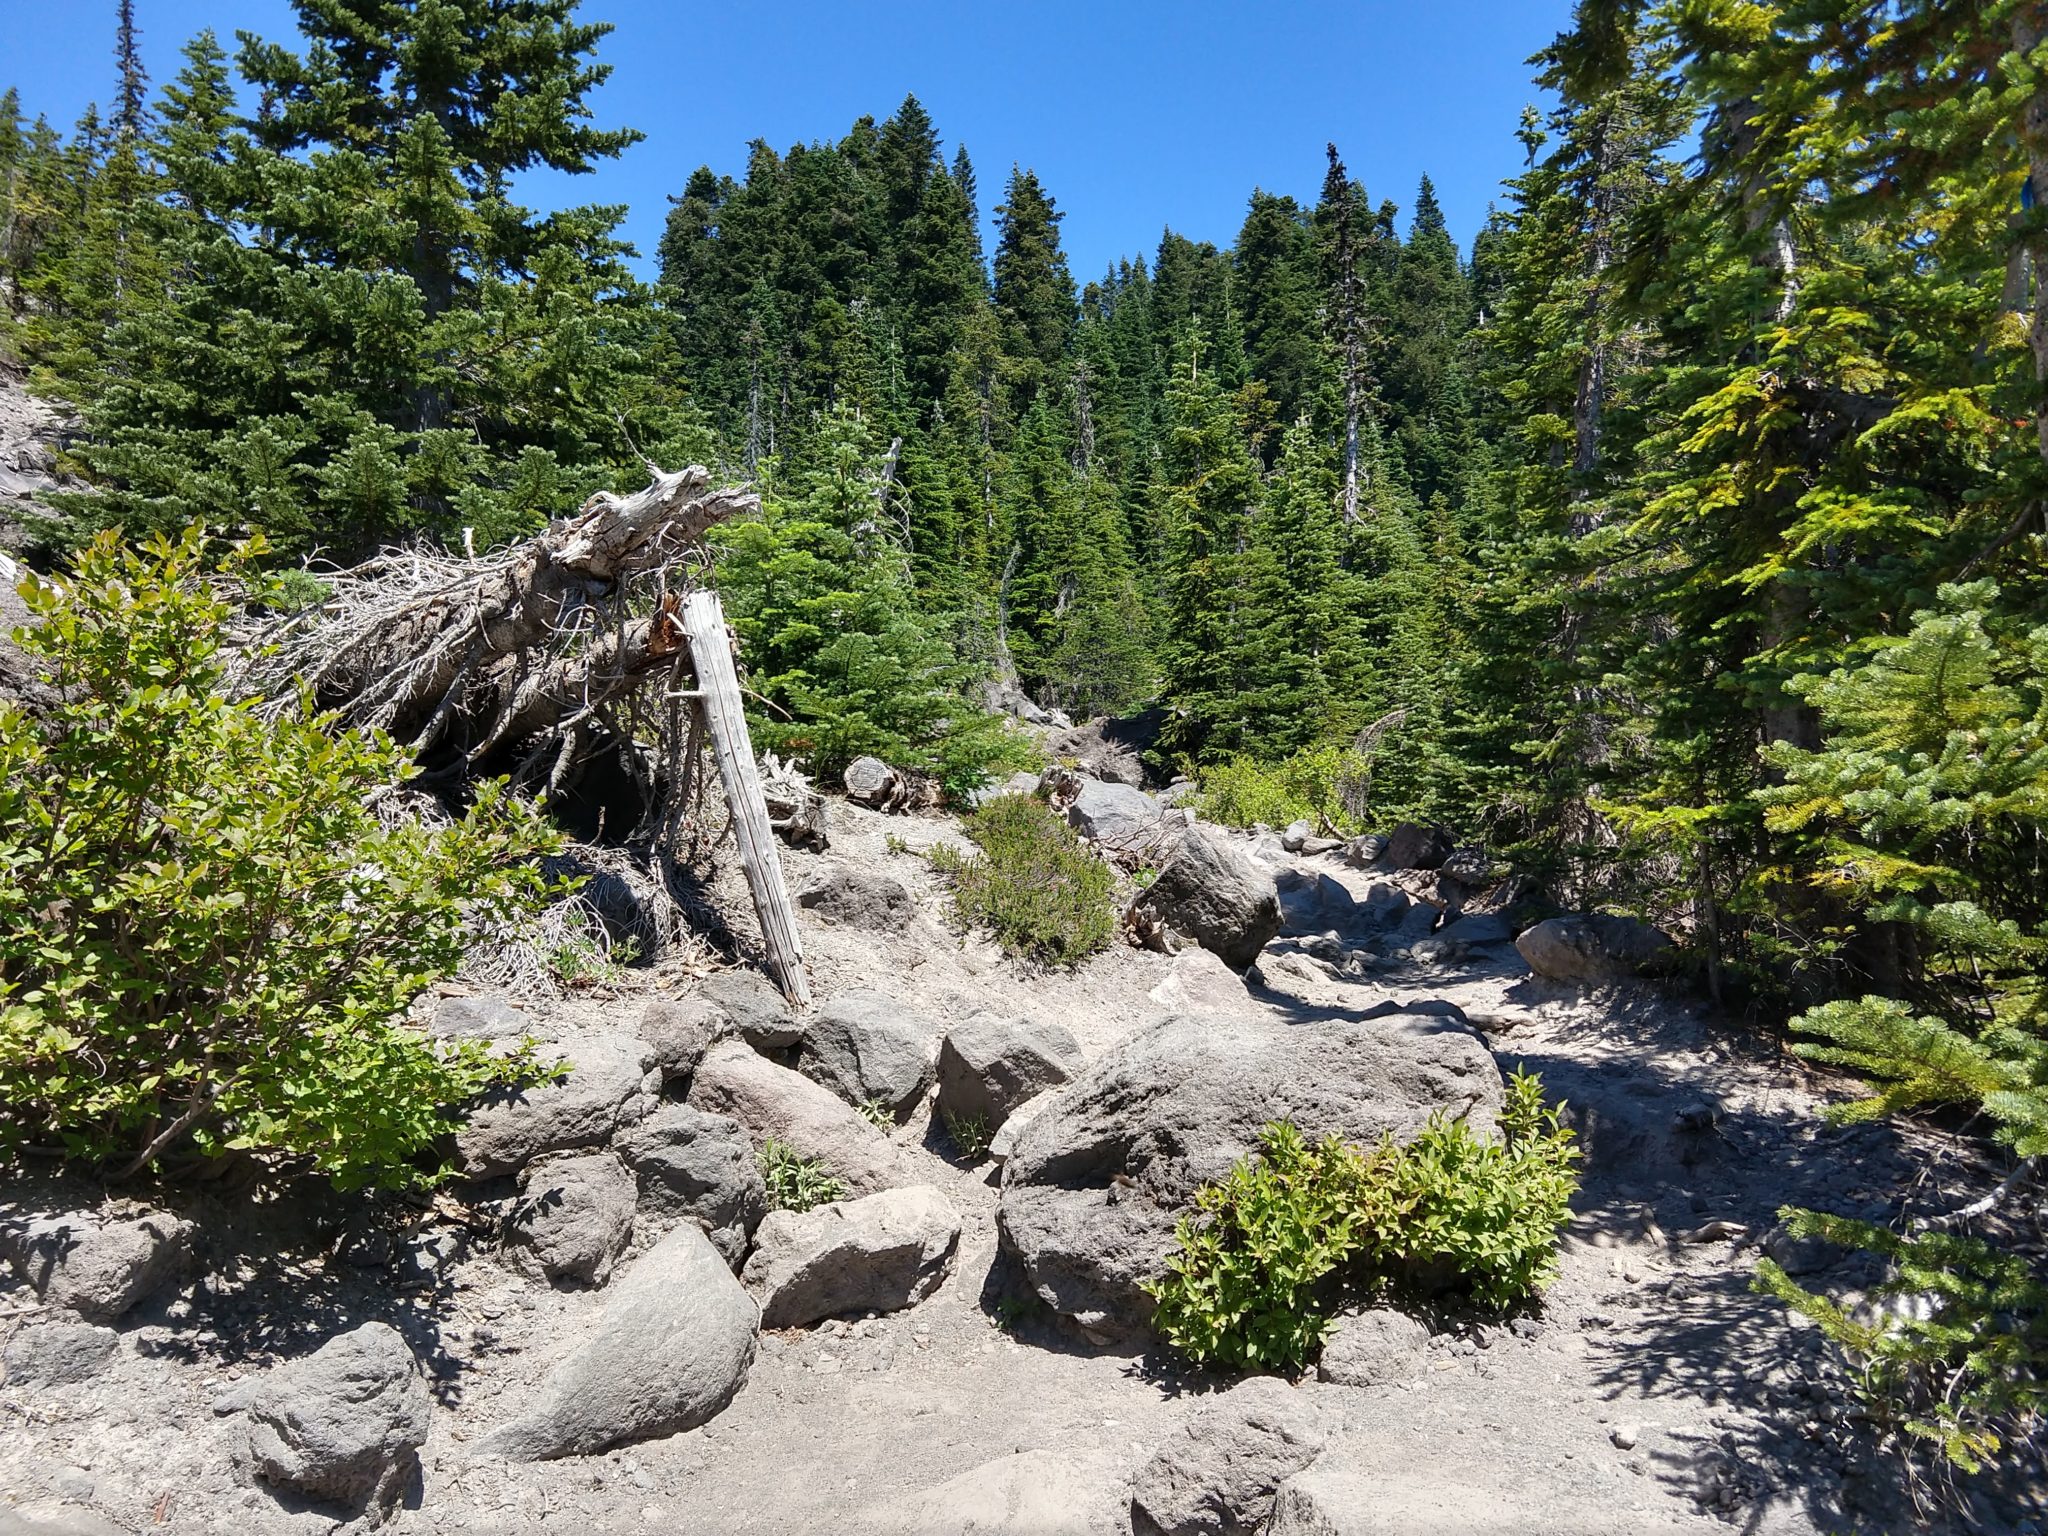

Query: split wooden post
[{"left": 680, "top": 589, "right": 811, "bottom": 1009}]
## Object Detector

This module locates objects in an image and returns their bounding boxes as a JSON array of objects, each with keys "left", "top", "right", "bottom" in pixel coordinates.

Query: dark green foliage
[
  {"left": 1147, "top": 1071, "right": 1581, "bottom": 1372},
  {"left": 928, "top": 794, "right": 1115, "bottom": 966},
  {"left": 710, "top": 407, "right": 1022, "bottom": 798},
  {"left": 0, "top": 530, "right": 561, "bottom": 1189}
]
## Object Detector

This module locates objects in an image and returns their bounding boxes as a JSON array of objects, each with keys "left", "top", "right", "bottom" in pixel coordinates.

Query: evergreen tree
[{"left": 991, "top": 167, "right": 1077, "bottom": 417}]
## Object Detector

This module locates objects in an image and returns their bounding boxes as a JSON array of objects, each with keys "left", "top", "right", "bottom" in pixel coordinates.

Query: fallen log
[{"left": 252, "top": 465, "right": 754, "bottom": 767}]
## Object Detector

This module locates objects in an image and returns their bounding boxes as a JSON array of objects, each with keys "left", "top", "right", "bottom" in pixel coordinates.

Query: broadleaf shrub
[
  {"left": 0, "top": 528, "right": 561, "bottom": 1189},
  {"left": 928, "top": 793, "right": 1115, "bottom": 965},
  {"left": 1190, "top": 744, "right": 1370, "bottom": 836},
  {"left": 1148, "top": 1069, "right": 1581, "bottom": 1372}
]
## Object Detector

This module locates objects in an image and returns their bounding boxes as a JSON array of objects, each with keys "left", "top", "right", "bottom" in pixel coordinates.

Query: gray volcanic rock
[
  {"left": 998, "top": 1011, "right": 1503, "bottom": 1336},
  {"left": 742, "top": 1185, "right": 961, "bottom": 1327},
  {"left": 935, "top": 1012, "right": 1083, "bottom": 1135},
  {"left": 1, "top": 1321, "right": 118, "bottom": 1387},
  {"left": 475, "top": 1223, "right": 758, "bottom": 1460},
  {"left": 0, "top": 1210, "right": 194, "bottom": 1324},
  {"left": 1516, "top": 914, "right": 1673, "bottom": 983},
  {"left": 1130, "top": 1375, "right": 1326, "bottom": 1535},
  {"left": 614, "top": 1103, "right": 766, "bottom": 1267},
  {"left": 696, "top": 968, "right": 803, "bottom": 1051},
  {"left": 687, "top": 1038, "right": 910, "bottom": 1195},
  {"left": 797, "top": 864, "right": 918, "bottom": 932},
  {"left": 239, "top": 1322, "right": 429, "bottom": 1522},
  {"left": 800, "top": 989, "right": 944, "bottom": 1117},
  {"left": 454, "top": 1031, "right": 660, "bottom": 1178},
  {"left": 502, "top": 1151, "right": 637, "bottom": 1287},
  {"left": 1315, "top": 1309, "right": 1429, "bottom": 1388},
  {"left": 1127, "top": 826, "right": 1281, "bottom": 970}
]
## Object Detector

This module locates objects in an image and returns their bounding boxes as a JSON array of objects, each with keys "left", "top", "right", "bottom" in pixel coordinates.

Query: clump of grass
[
  {"left": 928, "top": 795, "right": 1115, "bottom": 966},
  {"left": 945, "top": 1110, "right": 993, "bottom": 1161},
  {"left": 758, "top": 1137, "right": 848, "bottom": 1212}
]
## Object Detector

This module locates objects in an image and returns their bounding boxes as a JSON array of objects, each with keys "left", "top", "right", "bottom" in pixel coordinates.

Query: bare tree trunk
[{"left": 681, "top": 591, "right": 810, "bottom": 1008}]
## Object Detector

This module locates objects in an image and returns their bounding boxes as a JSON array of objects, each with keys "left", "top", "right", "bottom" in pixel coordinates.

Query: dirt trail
[{"left": 0, "top": 804, "right": 2035, "bottom": 1535}]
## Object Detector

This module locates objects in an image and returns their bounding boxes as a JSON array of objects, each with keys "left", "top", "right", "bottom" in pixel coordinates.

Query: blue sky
[{"left": 4, "top": 0, "right": 1575, "bottom": 279}]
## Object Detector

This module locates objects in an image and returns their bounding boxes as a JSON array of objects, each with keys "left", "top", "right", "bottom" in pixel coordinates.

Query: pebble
[{"left": 1610, "top": 1423, "right": 1640, "bottom": 1450}]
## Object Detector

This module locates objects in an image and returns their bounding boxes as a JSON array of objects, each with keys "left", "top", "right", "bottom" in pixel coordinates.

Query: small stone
[
  {"left": 2, "top": 1321, "right": 119, "bottom": 1386},
  {"left": 1610, "top": 1423, "right": 1640, "bottom": 1450}
]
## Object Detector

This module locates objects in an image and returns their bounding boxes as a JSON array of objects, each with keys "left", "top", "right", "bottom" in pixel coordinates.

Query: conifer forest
[{"left": 2, "top": 2, "right": 2047, "bottom": 1531}]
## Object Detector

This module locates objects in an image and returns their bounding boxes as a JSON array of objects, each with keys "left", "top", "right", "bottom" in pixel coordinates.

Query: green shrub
[
  {"left": 1147, "top": 1069, "right": 1581, "bottom": 1372},
  {"left": 758, "top": 1136, "right": 847, "bottom": 1212},
  {"left": 0, "top": 528, "right": 561, "bottom": 1189},
  {"left": 928, "top": 794, "right": 1115, "bottom": 966},
  {"left": 1191, "top": 744, "right": 1370, "bottom": 836},
  {"left": 944, "top": 1110, "right": 992, "bottom": 1162}
]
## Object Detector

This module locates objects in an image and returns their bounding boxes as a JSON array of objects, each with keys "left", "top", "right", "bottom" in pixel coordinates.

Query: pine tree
[{"left": 992, "top": 168, "right": 1077, "bottom": 416}]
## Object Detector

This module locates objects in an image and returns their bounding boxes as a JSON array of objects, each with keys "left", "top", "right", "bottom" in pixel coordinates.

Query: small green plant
[
  {"left": 855, "top": 1097, "right": 893, "bottom": 1128},
  {"left": 884, "top": 833, "right": 912, "bottom": 855},
  {"left": 1147, "top": 1069, "right": 1580, "bottom": 1372},
  {"left": 547, "top": 933, "right": 638, "bottom": 989},
  {"left": 945, "top": 1110, "right": 992, "bottom": 1161},
  {"left": 758, "top": 1137, "right": 848, "bottom": 1212},
  {"left": 0, "top": 529, "right": 561, "bottom": 1190},
  {"left": 991, "top": 1292, "right": 1044, "bottom": 1333},
  {"left": 927, "top": 795, "right": 1115, "bottom": 965}
]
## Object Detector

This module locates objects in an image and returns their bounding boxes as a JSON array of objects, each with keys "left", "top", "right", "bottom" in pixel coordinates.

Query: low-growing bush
[
  {"left": 0, "top": 529, "right": 561, "bottom": 1189},
  {"left": 758, "top": 1136, "right": 847, "bottom": 1212},
  {"left": 1191, "top": 743, "right": 1370, "bottom": 836},
  {"left": 928, "top": 794, "right": 1115, "bottom": 966},
  {"left": 1147, "top": 1069, "right": 1581, "bottom": 1372}
]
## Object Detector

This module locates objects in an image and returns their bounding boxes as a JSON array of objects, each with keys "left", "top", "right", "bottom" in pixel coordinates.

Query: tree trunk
[{"left": 681, "top": 591, "right": 810, "bottom": 1008}]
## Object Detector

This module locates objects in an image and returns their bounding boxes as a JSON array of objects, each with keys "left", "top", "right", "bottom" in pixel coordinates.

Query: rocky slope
[{"left": 0, "top": 780, "right": 2039, "bottom": 1536}]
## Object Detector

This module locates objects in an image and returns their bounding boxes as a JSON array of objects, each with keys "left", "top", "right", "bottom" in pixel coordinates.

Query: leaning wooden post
[{"left": 680, "top": 589, "right": 812, "bottom": 1010}]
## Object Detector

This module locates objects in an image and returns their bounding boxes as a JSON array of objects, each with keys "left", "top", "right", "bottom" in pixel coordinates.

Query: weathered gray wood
[{"left": 681, "top": 590, "right": 810, "bottom": 1009}]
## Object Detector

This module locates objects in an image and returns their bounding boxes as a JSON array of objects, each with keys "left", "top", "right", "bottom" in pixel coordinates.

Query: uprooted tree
[{"left": 247, "top": 464, "right": 810, "bottom": 1004}]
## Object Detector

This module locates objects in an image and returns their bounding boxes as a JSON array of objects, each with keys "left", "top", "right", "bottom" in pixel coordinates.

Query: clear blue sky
[{"left": 3, "top": 0, "right": 1575, "bottom": 279}]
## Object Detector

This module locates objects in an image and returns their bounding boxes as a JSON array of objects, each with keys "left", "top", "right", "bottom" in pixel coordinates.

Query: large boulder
[
  {"left": 1384, "top": 823, "right": 1453, "bottom": 870},
  {"left": 1263, "top": 1452, "right": 1700, "bottom": 1536},
  {"left": 238, "top": 1322, "right": 429, "bottom": 1522},
  {"left": 475, "top": 1223, "right": 757, "bottom": 1461},
  {"left": 2, "top": 1321, "right": 118, "bottom": 1387},
  {"left": 1146, "top": 948, "right": 1256, "bottom": 1015},
  {"left": 801, "top": 989, "right": 944, "bottom": 1117},
  {"left": 1065, "top": 779, "right": 1164, "bottom": 855},
  {"left": 936, "top": 1012, "right": 1084, "bottom": 1136},
  {"left": 797, "top": 864, "right": 917, "bottom": 932},
  {"left": 857, "top": 1450, "right": 1132, "bottom": 1536},
  {"left": 1127, "top": 827, "right": 1281, "bottom": 971},
  {"left": 1130, "top": 1376, "right": 1326, "bottom": 1536},
  {"left": 742, "top": 1185, "right": 961, "bottom": 1327},
  {"left": 635, "top": 997, "right": 732, "bottom": 1079},
  {"left": 1273, "top": 867, "right": 1360, "bottom": 938},
  {"left": 0, "top": 1211, "right": 194, "bottom": 1324},
  {"left": 686, "top": 1038, "right": 909, "bottom": 1195},
  {"left": 998, "top": 1012, "right": 1503, "bottom": 1336},
  {"left": 696, "top": 968, "right": 802, "bottom": 1051},
  {"left": 454, "top": 1031, "right": 660, "bottom": 1178},
  {"left": 1315, "top": 1308, "right": 1429, "bottom": 1388},
  {"left": 614, "top": 1103, "right": 766, "bottom": 1267},
  {"left": 1515, "top": 914, "right": 1674, "bottom": 983},
  {"left": 502, "top": 1151, "right": 636, "bottom": 1287}
]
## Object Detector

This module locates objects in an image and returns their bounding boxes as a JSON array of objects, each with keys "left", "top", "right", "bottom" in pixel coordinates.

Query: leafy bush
[
  {"left": 758, "top": 1136, "right": 847, "bottom": 1212},
  {"left": 0, "top": 529, "right": 560, "bottom": 1189},
  {"left": 928, "top": 794, "right": 1115, "bottom": 965},
  {"left": 1148, "top": 1070, "right": 1581, "bottom": 1372},
  {"left": 1192, "top": 743, "right": 1370, "bottom": 836}
]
